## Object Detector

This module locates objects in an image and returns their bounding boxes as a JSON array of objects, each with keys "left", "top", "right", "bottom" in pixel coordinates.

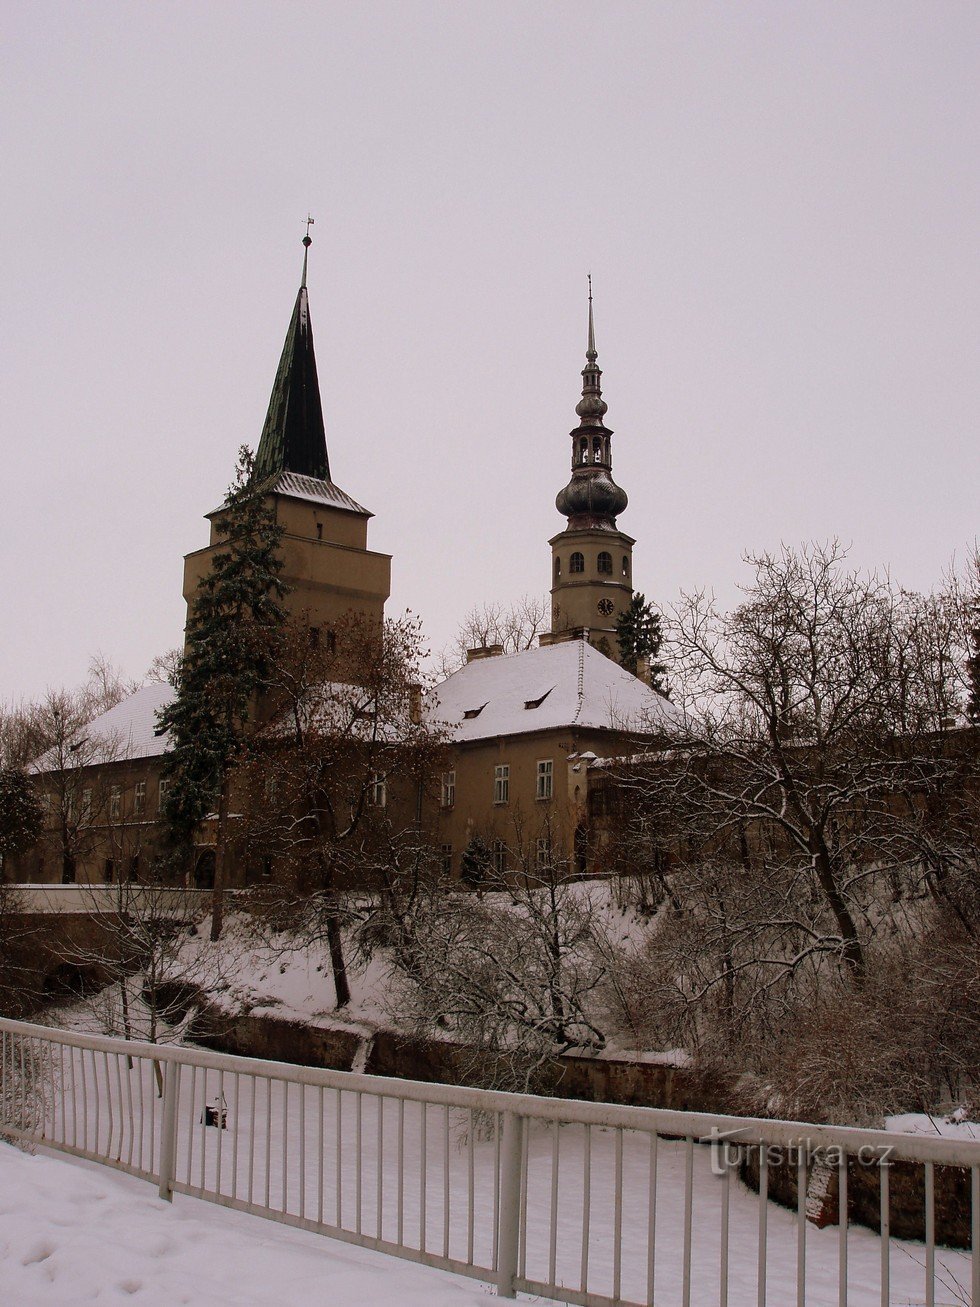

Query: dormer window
[
  {"left": 462, "top": 704, "right": 486, "bottom": 720},
  {"left": 524, "top": 688, "right": 553, "bottom": 710}
]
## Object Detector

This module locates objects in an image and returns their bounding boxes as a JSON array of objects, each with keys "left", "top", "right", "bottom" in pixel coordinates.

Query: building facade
[{"left": 7, "top": 247, "right": 674, "bottom": 888}]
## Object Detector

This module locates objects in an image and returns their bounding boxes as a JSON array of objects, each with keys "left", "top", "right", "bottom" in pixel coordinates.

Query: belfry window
[
  {"left": 579, "top": 438, "right": 589, "bottom": 464},
  {"left": 622, "top": 555, "right": 630, "bottom": 577},
  {"left": 570, "top": 552, "right": 585, "bottom": 574},
  {"left": 593, "top": 437, "right": 602, "bottom": 461},
  {"left": 597, "top": 551, "right": 613, "bottom": 574},
  {"left": 554, "top": 557, "right": 561, "bottom": 580}
]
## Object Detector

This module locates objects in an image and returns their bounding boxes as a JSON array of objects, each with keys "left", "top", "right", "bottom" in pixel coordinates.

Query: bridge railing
[{"left": 1, "top": 1016, "right": 977, "bottom": 1306}]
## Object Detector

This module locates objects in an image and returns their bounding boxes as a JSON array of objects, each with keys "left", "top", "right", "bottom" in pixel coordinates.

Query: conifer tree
[
  {"left": 616, "top": 593, "right": 669, "bottom": 695},
  {"left": 0, "top": 769, "right": 43, "bottom": 861},
  {"left": 156, "top": 447, "right": 287, "bottom": 937}
]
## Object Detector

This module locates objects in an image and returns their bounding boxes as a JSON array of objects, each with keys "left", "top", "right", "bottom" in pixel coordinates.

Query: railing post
[
  {"left": 157, "top": 1060, "right": 181, "bottom": 1203},
  {"left": 496, "top": 1110, "right": 524, "bottom": 1298}
]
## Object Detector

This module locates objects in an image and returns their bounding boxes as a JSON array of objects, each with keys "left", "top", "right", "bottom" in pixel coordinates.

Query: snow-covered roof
[
  {"left": 32, "top": 682, "right": 176, "bottom": 772},
  {"left": 431, "top": 639, "right": 678, "bottom": 743}
]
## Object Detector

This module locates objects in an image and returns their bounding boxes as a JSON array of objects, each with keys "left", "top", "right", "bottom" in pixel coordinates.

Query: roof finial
[
  {"left": 301, "top": 215, "right": 314, "bottom": 289},
  {"left": 586, "top": 273, "right": 596, "bottom": 362}
]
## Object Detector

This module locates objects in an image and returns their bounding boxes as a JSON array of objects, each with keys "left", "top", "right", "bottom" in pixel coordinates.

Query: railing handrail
[{"left": 4, "top": 1015, "right": 978, "bottom": 1169}]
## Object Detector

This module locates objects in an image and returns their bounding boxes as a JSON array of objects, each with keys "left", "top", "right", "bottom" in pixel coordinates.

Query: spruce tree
[
  {"left": 0, "top": 769, "right": 43, "bottom": 861},
  {"left": 156, "top": 447, "right": 287, "bottom": 934},
  {"left": 616, "top": 592, "right": 669, "bottom": 696}
]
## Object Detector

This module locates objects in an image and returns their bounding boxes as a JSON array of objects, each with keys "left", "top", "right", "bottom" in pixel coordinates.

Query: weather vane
[{"left": 304, "top": 214, "right": 315, "bottom": 247}]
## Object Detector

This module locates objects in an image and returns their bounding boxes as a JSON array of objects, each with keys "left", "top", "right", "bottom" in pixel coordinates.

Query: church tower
[
  {"left": 545, "top": 286, "right": 634, "bottom": 660},
  {"left": 182, "top": 232, "right": 391, "bottom": 638}
]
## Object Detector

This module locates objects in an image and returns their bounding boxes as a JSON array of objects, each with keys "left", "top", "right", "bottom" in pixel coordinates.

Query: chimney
[{"left": 466, "top": 644, "right": 505, "bottom": 663}]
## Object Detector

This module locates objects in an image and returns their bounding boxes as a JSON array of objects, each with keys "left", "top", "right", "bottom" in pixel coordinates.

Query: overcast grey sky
[{"left": 3, "top": 1, "right": 979, "bottom": 702}]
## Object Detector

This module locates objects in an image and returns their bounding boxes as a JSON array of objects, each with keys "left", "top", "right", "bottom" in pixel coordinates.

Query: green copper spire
[{"left": 253, "top": 225, "right": 330, "bottom": 483}]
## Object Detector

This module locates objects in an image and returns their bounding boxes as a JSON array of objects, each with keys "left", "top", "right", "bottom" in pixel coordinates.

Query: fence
[{"left": 1, "top": 1015, "right": 978, "bottom": 1306}]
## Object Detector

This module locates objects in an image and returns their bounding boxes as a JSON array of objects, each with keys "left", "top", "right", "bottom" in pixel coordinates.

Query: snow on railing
[{"left": 1, "top": 1017, "right": 978, "bottom": 1306}]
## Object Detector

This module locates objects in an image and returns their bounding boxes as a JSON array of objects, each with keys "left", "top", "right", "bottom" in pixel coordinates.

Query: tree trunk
[
  {"left": 210, "top": 779, "right": 230, "bottom": 942},
  {"left": 811, "top": 840, "right": 864, "bottom": 976},
  {"left": 326, "top": 911, "right": 351, "bottom": 1008}
]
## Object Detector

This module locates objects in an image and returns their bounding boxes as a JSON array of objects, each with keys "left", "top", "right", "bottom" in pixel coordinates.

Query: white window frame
[
  {"left": 109, "top": 785, "right": 121, "bottom": 820},
  {"left": 441, "top": 771, "right": 456, "bottom": 808},
  {"left": 158, "top": 778, "right": 169, "bottom": 811},
  {"left": 493, "top": 764, "right": 509, "bottom": 805},
  {"left": 368, "top": 773, "right": 387, "bottom": 808},
  {"left": 133, "top": 780, "right": 146, "bottom": 815},
  {"left": 536, "top": 759, "right": 554, "bottom": 800},
  {"left": 493, "top": 839, "right": 507, "bottom": 876},
  {"left": 80, "top": 788, "right": 92, "bottom": 822},
  {"left": 536, "top": 837, "right": 551, "bottom": 870},
  {"left": 440, "top": 843, "right": 453, "bottom": 876}
]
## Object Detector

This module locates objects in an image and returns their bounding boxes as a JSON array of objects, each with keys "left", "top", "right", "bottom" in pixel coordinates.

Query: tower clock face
[{"left": 597, "top": 598, "right": 615, "bottom": 616}]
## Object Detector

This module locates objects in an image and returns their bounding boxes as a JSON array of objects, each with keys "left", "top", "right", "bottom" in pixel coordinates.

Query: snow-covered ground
[{"left": 0, "top": 1142, "right": 495, "bottom": 1306}]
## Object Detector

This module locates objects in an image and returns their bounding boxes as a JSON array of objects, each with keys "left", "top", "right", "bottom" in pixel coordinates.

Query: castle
[{"left": 8, "top": 242, "right": 675, "bottom": 890}]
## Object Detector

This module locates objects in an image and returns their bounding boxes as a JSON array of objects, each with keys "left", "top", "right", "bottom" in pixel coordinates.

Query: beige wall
[{"left": 548, "top": 525, "right": 635, "bottom": 652}]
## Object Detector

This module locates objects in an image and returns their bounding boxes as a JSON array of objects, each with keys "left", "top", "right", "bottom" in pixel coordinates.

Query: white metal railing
[{"left": 1, "top": 1016, "right": 978, "bottom": 1306}]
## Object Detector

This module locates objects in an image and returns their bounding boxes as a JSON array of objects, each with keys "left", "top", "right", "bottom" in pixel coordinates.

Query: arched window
[
  {"left": 593, "top": 436, "right": 603, "bottom": 461},
  {"left": 554, "top": 556, "right": 561, "bottom": 580},
  {"left": 597, "top": 551, "right": 612, "bottom": 574},
  {"left": 570, "top": 552, "right": 585, "bottom": 574},
  {"left": 622, "top": 555, "right": 630, "bottom": 577},
  {"left": 579, "top": 437, "right": 589, "bottom": 464}
]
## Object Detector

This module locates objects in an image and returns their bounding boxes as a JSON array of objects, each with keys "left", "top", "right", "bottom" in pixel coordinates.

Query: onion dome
[{"left": 555, "top": 282, "right": 629, "bottom": 529}]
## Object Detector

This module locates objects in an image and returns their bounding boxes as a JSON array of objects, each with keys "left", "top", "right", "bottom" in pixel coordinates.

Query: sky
[{"left": 3, "top": 1, "right": 979, "bottom": 703}]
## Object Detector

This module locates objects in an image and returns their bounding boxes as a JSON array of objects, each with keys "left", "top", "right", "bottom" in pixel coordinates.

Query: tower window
[
  {"left": 593, "top": 437, "right": 602, "bottom": 461},
  {"left": 570, "top": 552, "right": 585, "bottom": 574},
  {"left": 597, "top": 551, "right": 613, "bottom": 574},
  {"left": 554, "top": 557, "right": 561, "bottom": 580},
  {"left": 316, "top": 522, "right": 323, "bottom": 540},
  {"left": 579, "top": 437, "right": 588, "bottom": 464},
  {"left": 622, "top": 555, "right": 630, "bottom": 577}
]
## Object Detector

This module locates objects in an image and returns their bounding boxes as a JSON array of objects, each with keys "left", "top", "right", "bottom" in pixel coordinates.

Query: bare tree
[
  {"left": 239, "top": 610, "right": 450, "bottom": 1009},
  {"left": 436, "top": 595, "right": 550, "bottom": 675},
  {"left": 145, "top": 648, "right": 182, "bottom": 687},
  {"left": 599, "top": 542, "right": 980, "bottom": 1119}
]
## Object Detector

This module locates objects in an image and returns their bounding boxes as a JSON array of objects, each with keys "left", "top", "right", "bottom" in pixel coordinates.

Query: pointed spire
[
  {"left": 555, "top": 279, "right": 628, "bottom": 527},
  {"left": 587, "top": 273, "right": 596, "bottom": 362},
  {"left": 253, "top": 224, "right": 331, "bottom": 484}
]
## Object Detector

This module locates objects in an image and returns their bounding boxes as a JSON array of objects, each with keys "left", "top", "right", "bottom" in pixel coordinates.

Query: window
[
  {"left": 133, "top": 781, "right": 146, "bottom": 816},
  {"left": 158, "top": 778, "right": 169, "bottom": 812},
  {"left": 368, "top": 774, "right": 387, "bottom": 807},
  {"left": 597, "top": 551, "right": 613, "bottom": 575},
  {"left": 80, "top": 788, "right": 92, "bottom": 822},
  {"left": 593, "top": 436, "right": 602, "bottom": 461},
  {"left": 440, "top": 843, "right": 453, "bottom": 876},
  {"left": 524, "top": 688, "right": 553, "bottom": 711},
  {"left": 440, "top": 771, "right": 456, "bottom": 808},
  {"left": 554, "top": 556, "right": 561, "bottom": 580},
  {"left": 462, "top": 704, "right": 486, "bottom": 720},
  {"left": 622, "top": 555, "right": 630, "bottom": 577},
  {"left": 493, "top": 839, "right": 507, "bottom": 876},
  {"left": 579, "top": 437, "right": 588, "bottom": 464},
  {"left": 316, "top": 522, "right": 323, "bottom": 540},
  {"left": 104, "top": 858, "right": 115, "bottom": 883},
  {"left": 570, "top": 552, "right": 585, "bottom": 574},
  {"left": 325, "top": 629, "right": 337, "bottom": 655},
  {"left": 493, "top": 764, "right": 509, "bottom": 804},
  {"left": 536, "top": 837, "right": 551, "bottom": 870},
  {"left": 309, "top": 626, "right": 320, "bottom": 648},
  {"left": 536, "top": 759, "right": 554, "bottom": 800},
  {"left": 109, "top": 785, "right": 121, "bottom": 820},
  {"left": 129, "top": 855, "right": 140, "bottom": 882}
]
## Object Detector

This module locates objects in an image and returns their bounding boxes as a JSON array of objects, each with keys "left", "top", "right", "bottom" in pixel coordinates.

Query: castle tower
[
  {"left": 545, "top": 286, "right": 634, "bottom": 660},
  {"left": 182, "top": 232, "right": 391, "bottom": 639}
]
